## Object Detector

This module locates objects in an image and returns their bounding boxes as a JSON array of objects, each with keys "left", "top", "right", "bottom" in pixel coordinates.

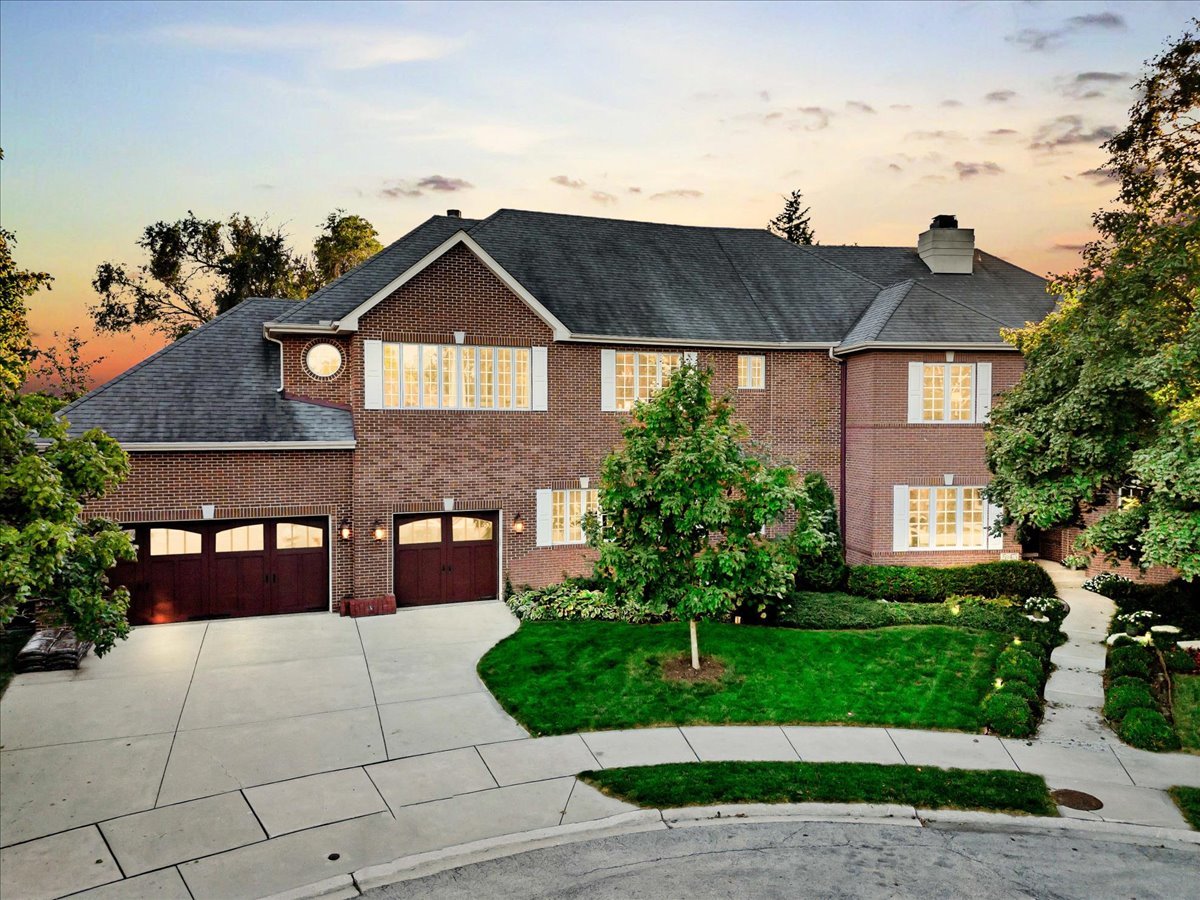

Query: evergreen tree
[{"left": 767, "top": 189, "right": 816, "bottom": 245}]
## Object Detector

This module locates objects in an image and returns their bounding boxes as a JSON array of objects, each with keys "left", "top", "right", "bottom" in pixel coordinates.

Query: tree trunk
[{"left": 689, "top": 619, "right": 700, "bottom": 670}]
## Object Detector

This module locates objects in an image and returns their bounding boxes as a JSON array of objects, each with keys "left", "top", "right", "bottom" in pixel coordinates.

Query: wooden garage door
[
  {"left": 110, "top": 518, "right": 328, "bottom": 624},
  {"left": 394, "top": 512, "right": 498, "bottom": 606}
]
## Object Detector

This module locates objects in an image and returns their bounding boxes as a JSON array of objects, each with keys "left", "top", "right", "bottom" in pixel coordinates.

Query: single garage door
[
  {"left": 394, "top": 512, "right": 498, "bottom": 606},
  {"left": 111, "top": 518, "right": 329, "bottom": 624}
]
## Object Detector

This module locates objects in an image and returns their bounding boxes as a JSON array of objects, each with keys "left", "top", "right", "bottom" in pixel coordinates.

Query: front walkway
[{"left": 2, "top": 567, "right": 1198, "bottom": 900}]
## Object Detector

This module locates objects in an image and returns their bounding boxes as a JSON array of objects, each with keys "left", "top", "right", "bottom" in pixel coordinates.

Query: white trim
[
  {"left": 120, "top": 441, "right": 356, "bottom": 451},
  {"left": 262, "top": 322, "right": 338, "bottom": 336},
  {"left": 834, "top": 341, "right": 1014, "bottom": 356},
  {"left": 335, "top": 232, "right": 572, "bottom": 339},
  {"left": 570, "top": 333, "right": 836, "bottom": 350}
]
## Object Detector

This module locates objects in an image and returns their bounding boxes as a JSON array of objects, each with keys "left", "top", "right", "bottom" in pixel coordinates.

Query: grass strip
[
  {"left": 1169, "top": 786, "right": 1200, "bottom": 830},
  {"left": 1170, "top": 675, "right": 1199, "bottom": 752},
  {"left": 479, "top": 620, "right": 1004, "bottom": 735},
  {"left": 581, "top": 761, "right": 1057, "bottom": 816}
]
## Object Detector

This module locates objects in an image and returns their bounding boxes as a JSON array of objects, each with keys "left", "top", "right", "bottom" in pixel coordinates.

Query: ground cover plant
[
  {"left": 479, "top": 620, "right": 1006, "bottom": 735},
  {"left": 580, "top": 761, "right": 1057, "bottom": 816},
  {"left": 846, "top": 561, "right": 1056, "bottom": 604},
  {"left": 1173, "top": 676, "right": 1199, "bottom": 752},
  {"left": 1170, "top": 786, "right": 1200, "bottom": 830}
]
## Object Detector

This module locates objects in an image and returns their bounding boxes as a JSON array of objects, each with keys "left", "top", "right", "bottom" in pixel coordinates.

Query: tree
[
  {"left": 785, "top": 471, "right": 847, "bottom": 592},
  {"left": 31, "top": 329, "right": 106, "bottom": 402},
  {"left": 314, "top": 211, "right": 384, "bottom": 283},
  {"left": 1, "top": 235, "right": 134, "bottom": 655},
  {"left": 0, "top": 149, "right": 52, "bottom": 392},
  {"left": 588, "top": 365, "right": 803, "bottom": 668},
  {"left": 91, "top": 209, "right": 383, "bottom": 340},
  {"left": 985, "top": 23, "right": 1200, "bottom": 579},
  {"left": 767, "top": 189, "right": 817, "bottom": 245}
]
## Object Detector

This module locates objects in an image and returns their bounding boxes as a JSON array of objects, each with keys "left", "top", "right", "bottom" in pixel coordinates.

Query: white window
[
  {"left": 373, "top": 342, "right": 545, "bottom": 411},
  {"left": 601, "top": 349, "right": 695, "bottom": 411},
  {"left": 305, "top": 343, "right": 343, "bottom": 378},
  {"left": 738, "top": 355, "right": 765, "bottom": 389},
  {"left": 906, "top": 361, "right": 991, "bottom": 424},
  {"left": 537, "top": 488, "right": 599, "bottom": 545},
  {"left": 893, "top": 485, "right": 1000, "bottom": 551}
]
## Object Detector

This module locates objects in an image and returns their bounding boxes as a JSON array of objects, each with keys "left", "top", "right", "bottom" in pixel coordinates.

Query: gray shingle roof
[{"left": 61, "top": 299, "right": 354, "bottom": 445}]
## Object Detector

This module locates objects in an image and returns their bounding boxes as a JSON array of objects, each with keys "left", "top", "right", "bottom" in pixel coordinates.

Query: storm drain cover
[{"left": 1051, "top": 789, "right": 1103, "bottom": 811}]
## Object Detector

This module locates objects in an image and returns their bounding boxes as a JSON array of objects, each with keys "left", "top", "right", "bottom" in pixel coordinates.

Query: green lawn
[
  {"left": 1169, "top": 786, "right": 1200, "bottom": 830},
  {"left": 1172, "top": 675, "right": 1200, "bottom": 752},
  {"left": 478, "top": 621, "right": 1006, "bottom": 735},
  {"left": 581, "top": 761, "right": 1056, "bottom": 816}
]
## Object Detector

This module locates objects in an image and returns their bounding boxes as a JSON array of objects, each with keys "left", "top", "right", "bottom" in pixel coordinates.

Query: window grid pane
[
  {"left": 383, "top": 342, "right": 534, "bottom": 411},
  {"left": 637, "top": 353, "right": 656, "bottom": 401},
  {"left": 452, "top": 516, "right": 493, "bottom": 542},
  {"left": 442, "top": 347, "right": 457, "bottom": 409},
  {"left": 276, "top": 523, "right": 323, "bottom": 549},
  {"left": 908, "top": 488, "right": 930, "bottom": 549},
  {"left": 961, "top": 488, "right": 985, "bottom": 548},
  {"left": 922, "top": 364, "right": 945, "bottom": 421},
  {"left": 421, "top": 345, "right": 438, "bottom": 408},
  {"left": 397, "top": 518, "right": 441, "bottom": 545},
  {"left": 514, "top": 349, "right": 530, "bottom": 409},
  {"left": 462, "top": 348, "right": 476, "bottom": 408},
  {"left": 949, "top": 364, "right": 973, "bottom": 421},
  {"left": 479, "top": 348, "right": 494, "bottom": 408},
  {"left": 615, "top": 352, "right": 635, "bottom": 410},
  {"left": 383, "top": 344, "right": 400, "bottom": 408},
  {"left": 402, "top": 344, "right": 419, "bottom": 408},
  {"left": 496, "top": 349, "right": 512, "bottom": 409},
  {"left": 551, "top": 491, "right": 566, "bottom": 544},
  {"left": 935, "top": 488, "right": 958, "bottom": 547}
]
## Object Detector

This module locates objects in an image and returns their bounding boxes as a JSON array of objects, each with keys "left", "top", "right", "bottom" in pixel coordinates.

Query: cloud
[
  {"left": 1078, "top": 166, "right": 1116, "bottom": 184},
  {"left": 986, "top": 128, "right": 1019, "bottom": 137},
  {"left": 253, "top": 183, "right": 275, "bottom": 191},
  {"left": 889, "top": 104, "right": 912, "bottom": 111},
  {"left": 649, "top": 189, "right": 703, "bottom": 200},
  {"left": 550, "top": 175, "right": 586, "bottom": 189},
  {"left": 906, "top": 130, "right": 965, "bottom": 141},
  {"left": 954, "top": 161, "right": 1004, "bottom": 180},
  {"left": 379, "top": 175, "right": 473, "bottom": 199},
  {"left": 591, "top": 191, "right": 617, "bottom": 205},
  {"left": 1053, "top": 242, "right": 1088, "bottom": 252},
  {"left": 1007, "top": 11, "right": 1125, "bottom": 52},
  {"left": 759, "top": 90, "right": 771, "bottom": 102},
  {"left": 1059, "top": 70, "right": 1131, "bottom": 99},
  {"left": 846, "top": 100, "right": 876, "bottom": 114},
  {"left": 887, "top": 163, "right": 903, "bottom": 172},
  {"left": 985, "top": 90, "right": 1016, "bottom": 103},
  {"left": 147, "top": 23, "right": 462, "bottom": 70},
  {"left": 1029, "top": 115, "right": 1117, "bottom": 151},
  {"left": 628, "top": 187, "right": 642, "bottom": 194},
  {"left": 940, "top": 99, "right": 963, "bottom": 108}
]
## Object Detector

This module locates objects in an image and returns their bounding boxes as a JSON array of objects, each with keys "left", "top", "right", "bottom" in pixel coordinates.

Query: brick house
[{"left": 64, "top": 209, "right": 1056, "bottom": 624}]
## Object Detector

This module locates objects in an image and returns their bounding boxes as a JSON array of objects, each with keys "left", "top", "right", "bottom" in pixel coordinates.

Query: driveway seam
[
  {"left": 154, "top": 623, "right": 210, "bottom": 808},
  {"left": 558, "top": 778, "right": 578, "bottom": 826},
  {"left": 676, "top": 727, "right": 702, "bottom": 763},
  {"left": 239, "top": 788, "right": 271, "bottom": 840},
  {"left": 780, "top": 727, "right": 806, "bottom": 761},
  {"left": 472, "top": 745, "right": 502, "bottom": 788},
  {"left": 353, "top": 618, "right": 389, "bottom": 762},
  {"left": 93, "top": 824, "right": 127, "bottom": 880},
  {"left": 361, "top": 765, "right": 397, "bottom": 820},
  {"left": 884, "top": 729, "right": 909, "bottom": 764}
]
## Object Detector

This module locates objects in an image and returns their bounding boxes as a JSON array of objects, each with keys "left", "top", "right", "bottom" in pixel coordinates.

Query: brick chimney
[{"left": 918, "top": 214, "right": 975, "bottom": 274}]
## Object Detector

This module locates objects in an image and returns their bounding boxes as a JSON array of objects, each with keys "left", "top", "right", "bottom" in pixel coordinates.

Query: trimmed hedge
[
  {"left": 982, "top": 691, "right": 1035, "bottom": 737},
  {"left": 995, "top": 647, "right": 1043, "bottom": 688},
  {"left": 1119, "top": 707, "right": 1181, "bottom": 752},
  {"left": 1102, "top": 682, "right": 1156, "bottom": 722},
  {"left": 1109, "top": 644, "right": 1154, "bottom": 680},
  {"left": 847, "top": 561, "right": 1056, "bottom": 604}
]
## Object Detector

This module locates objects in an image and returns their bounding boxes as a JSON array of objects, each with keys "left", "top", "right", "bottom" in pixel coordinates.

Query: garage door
[
  {"left": 394, "top": 512, "right": 498, "bottom": 606},
  {"left": 110, "top": 518, "right": 329, "bottom": 624}
]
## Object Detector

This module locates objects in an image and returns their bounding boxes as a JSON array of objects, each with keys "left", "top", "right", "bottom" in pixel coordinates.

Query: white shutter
[
  {"left": 907, "top": 361, "right": 924, "bottom": 424},
  {"left": 986, "top": 500, "right": 1005, "bottom": 550},
  {"left": 600, "top": 349, "right": 616, "bottom": 411},
  {"left": 683, "top": 351, "right": 698, "bottom": 365},
  {"left": 531, "top": 346, "right": 548, "bottom": 411},
  {"left": 975, "top": 362, "right": 992, "bottom": 424},
  {"left": 536, "top": 489, "right": 553, "bottom": 547},
  {"left": 893, "top": 485, "right": 909, "bottom": 552},
  {"left": 363, "top": 340, "right": 383, "bottom": 410}
]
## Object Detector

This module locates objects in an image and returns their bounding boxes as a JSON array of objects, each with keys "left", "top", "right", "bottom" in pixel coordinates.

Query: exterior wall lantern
[
  {"left": 339, "top": 519, "right": 353, "bottom": 541},
  {"left": 372, "top": 521, "right": 386, "bottom": 542},
  {"left": 512, "top": 513, "right": 525, "bottom": 534}
]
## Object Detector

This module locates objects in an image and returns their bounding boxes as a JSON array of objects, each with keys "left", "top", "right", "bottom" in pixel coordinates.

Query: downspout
[
  {"left": 263, "top": 329, "right": 286, "bottom": 392},
  {"left": 829, "top": 346, "right": 847, "bottom": 542}
]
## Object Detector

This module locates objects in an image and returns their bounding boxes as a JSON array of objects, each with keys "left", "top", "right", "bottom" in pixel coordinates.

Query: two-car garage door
[{"left": 111, "top": 518, "right": 329, "bottom": 625}]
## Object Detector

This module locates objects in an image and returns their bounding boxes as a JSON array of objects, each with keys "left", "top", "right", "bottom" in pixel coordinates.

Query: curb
[{"left": 267, "top": 803, "right": 1199, "bottom": 899}]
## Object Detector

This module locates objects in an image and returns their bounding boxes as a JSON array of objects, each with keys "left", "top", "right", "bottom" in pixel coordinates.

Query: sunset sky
[{"left": 1, "top": 0, "right": 1192, "bottom": 386}]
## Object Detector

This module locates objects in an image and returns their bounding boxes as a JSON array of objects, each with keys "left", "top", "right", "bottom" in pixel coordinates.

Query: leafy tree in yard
[
  {"left": 587, "top": 365, "right": 803, "bottom": 669},
  {"left": 784, "top": 471, "right": 847, "bottom": 592},
  {"left": 91, "top": 209, "right": 383, "bottom": 340},
  {"left": 1, "top": 221, "right": 134, "bottom": 655},
  {"left": 767, "top": 189, "right": 817, "bottom": 245},
  {"left": 30, "top": 329, "right": 106, "bottom": 402},
  {"left": 986, "top": 23, "right": 1200, "bottom": 579}
]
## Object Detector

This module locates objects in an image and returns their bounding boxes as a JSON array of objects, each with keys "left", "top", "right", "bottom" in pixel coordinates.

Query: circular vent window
[{"left": 305, "top": 342, "right": 343, "bottom": 378}]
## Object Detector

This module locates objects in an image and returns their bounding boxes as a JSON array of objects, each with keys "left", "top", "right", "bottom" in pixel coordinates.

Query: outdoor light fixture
[
  {"left": 339, "top": 519, "right": 352, "bottom": 541},
  {"left": 372, "top": 521, "right": 386, "bottom": 542},
  {"left": 512, "top": 514, "right": 525, "bottom": 534}
]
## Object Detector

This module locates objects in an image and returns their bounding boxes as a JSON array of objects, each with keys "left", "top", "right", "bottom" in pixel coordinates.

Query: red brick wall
[
  {"left": 281, "top": 335, "right": 354, "bottom": 406},
  {"left": 84, "top": 451, "right": 355, "bottom": 607},
  {"left": 843, "top": 349, "right": 1024, "bottom": 567}
]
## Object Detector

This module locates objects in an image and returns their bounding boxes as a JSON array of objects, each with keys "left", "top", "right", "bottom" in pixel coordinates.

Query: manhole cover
[{"left": 1051, "top": 789, "right": 1104, "bottom": 811}]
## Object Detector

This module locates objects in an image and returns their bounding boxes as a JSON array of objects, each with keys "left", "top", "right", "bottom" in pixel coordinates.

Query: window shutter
[
  {"left": 531, "top": 346, "right": 548, "bottom": 411},
  {"left": 683, "top": 351, "right": 698, "bottom": 365},
  {"left": 893, "top": 485, "right": 909, "bottom": 551},
  {"left": 975, "top": 362, "right": 992, "bottom": 424},
  {"left": 363, "top": 340, "right": 383, "bottom": 409},
  {"left": 536, "top": 489, "right": 553, "bottom": 547},
  {"left": 600, "top": 349, "right": 616, "bottom": 411},
  {"left": 986, "top": 500, "right": 1004, "bottom": 550},
  {"left": 907, "top": 361, "right": 924, "bottom": 424}
]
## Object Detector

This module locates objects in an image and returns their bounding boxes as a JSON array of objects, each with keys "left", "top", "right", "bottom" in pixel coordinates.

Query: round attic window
[{"left": 305, "top": 342, "right": 343, "bottom": 378}]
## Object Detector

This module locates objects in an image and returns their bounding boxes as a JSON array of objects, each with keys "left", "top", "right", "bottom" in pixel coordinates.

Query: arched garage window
[
  {"left": 214, "top": 524, "right": 264, "bottom": 553},
  {"left": 276, "top": 523, "right": 323, "bottom": 549}
]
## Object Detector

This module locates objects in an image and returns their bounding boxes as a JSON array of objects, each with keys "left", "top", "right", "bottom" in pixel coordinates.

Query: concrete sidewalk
[{"left": 2, "top": 565, "right": 1198, "bottom": 900}]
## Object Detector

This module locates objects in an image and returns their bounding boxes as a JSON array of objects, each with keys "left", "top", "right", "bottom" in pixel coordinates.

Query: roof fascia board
[
  {"left": 334, "top": 231, "right": 573, "bottom": 340},
  {"left": 833, "top": 341, "right": 1014, "bottom": 356},
  {"left": 263, "top": 323, "right": 338, "bottom": 336},
  {"left": 118, "top": 441, "right": 357, "bottom": 451},
  {"left": 566, "top": 333, "right": 838, "bottom": 350}
]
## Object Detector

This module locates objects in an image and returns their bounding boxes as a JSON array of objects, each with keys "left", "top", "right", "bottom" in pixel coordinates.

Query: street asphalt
[{"left": 366, "top": 820, "right": 1198, "bottom": 899}]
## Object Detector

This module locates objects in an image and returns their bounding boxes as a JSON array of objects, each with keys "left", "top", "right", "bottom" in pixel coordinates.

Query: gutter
[
  {"left": 829, "top": 345, "right": 847, "bottom": 542},
  {"left": 118, "top": 441, "right": 357, "bottom": 452},
  {"left": 831, "top": 340, "right": 1013, "bottom": 357}
]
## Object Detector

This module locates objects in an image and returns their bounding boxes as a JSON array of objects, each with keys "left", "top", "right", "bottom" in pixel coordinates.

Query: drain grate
[{"left": 1051, "top": 789, "right": 1104, "bottom": 811}]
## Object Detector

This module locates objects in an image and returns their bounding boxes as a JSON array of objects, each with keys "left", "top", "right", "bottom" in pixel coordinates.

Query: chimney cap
[
  {"left": 446, "top": 209, "right": 461, "bottom": 218},
  {"left": 931, "top": 214, "right": 959, "bottom": 229}
]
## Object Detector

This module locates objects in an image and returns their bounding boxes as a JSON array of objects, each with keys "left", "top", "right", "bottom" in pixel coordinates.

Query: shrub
[
  {"left": 1108, "top": 579, "right": 1200, "bottom": 640},
  {"left": 1021, "top": 596, "right": 1069, "bottom": 627},
  {"left": 1109, "top": 675, "right": 1151, "bottom": 691},
  {"left": 995, "top": 647, "right": 1043, "bottom": 687},
  {"left": 1118, "top": 707, "right": 1180, "bottom": 752},
  {"left": 1165, "top": 648, "right": 1197, "bottom": 674},
  {"left": 982, "top": 691, "right": 1034, "bottom": 737},
  {"left": 1109, "top": 644, "right": 1154, "bottom": 680},
  {"left": 1062, "top": 554, "right": 1090, "bottom": 570},
  {"left": 1083, "top": 571, "right": 1131, "bottom": 595},
  {"left": 1103, "top": 682, "right": 1156, "bottom": 721},
  {"left": 996, "top": 678, "right": 1039, "bottom": 704},
  {"left": 847, "top": 561, "right": 1055, "bottom": 604},
  {"left": 506, "top": 583, "right": 659, "bottom": 623},
  {"left": 789, "top": 472, "right": 848, "bottom": 592}
]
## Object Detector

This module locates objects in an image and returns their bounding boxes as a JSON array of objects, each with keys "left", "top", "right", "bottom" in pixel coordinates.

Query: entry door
[{"left": 394, "top": 512, "right": 498, "bottom": 606}]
